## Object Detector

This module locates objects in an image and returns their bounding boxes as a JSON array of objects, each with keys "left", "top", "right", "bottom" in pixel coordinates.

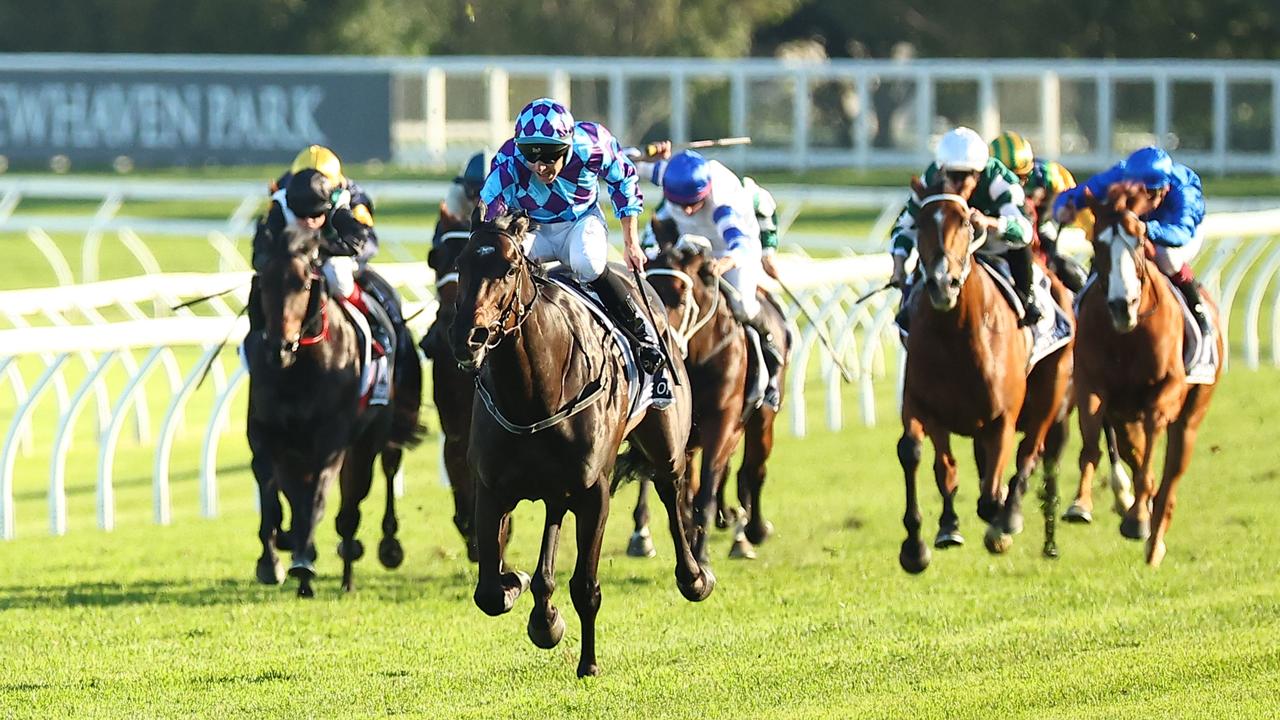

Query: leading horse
[
  {"left": 897, "top": 176, "right": 1074, "bottom": 573},
  {"left": 1071, "top": 184, "right": 1223, "bottom": 566},
  {"left": 248, "top": 225, "right": 424, "bottom": 596},
  {"left": 451, "top": 212, "right": 715, "bottom": 677}
]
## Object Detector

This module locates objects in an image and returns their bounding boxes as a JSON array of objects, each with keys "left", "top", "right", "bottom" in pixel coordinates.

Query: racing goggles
[{"left": 518, "top": 142, "right": 570, "bottom": 165}]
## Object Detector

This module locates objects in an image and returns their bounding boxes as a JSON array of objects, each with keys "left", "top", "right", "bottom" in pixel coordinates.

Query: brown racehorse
[
  {"left": 451, "top": 212, "right": 714, "bottom": 677},
  {"left": 249, "top": 226, "right": 424, "bottom": 596},
  {"left": 1071, "top": 184, "right": 1223, "bottom": 566},
  {"left": 897, "top": 176, "right": 1074, "bottom": 573},
  {"left": 423, "top": 204, "right": 481, "bottom": 560},
  {"left": 638, "top": 234, "right": 787, "bottom": 562}
]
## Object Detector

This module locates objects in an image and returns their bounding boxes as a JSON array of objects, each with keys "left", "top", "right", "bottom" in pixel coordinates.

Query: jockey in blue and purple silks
[
  {"left": 480, "top": 97, "right": 664, "bottom": 374},
  {"left": 1054, "top": 146, "right": 1212, "bottom": 339}
]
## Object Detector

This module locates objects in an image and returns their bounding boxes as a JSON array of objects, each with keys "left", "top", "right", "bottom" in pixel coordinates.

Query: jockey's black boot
[
  {"left": 245, "top": 275, "right": 265, "bottom": 362},
  {"left": 745, "top": 313, "right": 784, "bottom": 410},
  {"left": 1008, "top": 245, "right": 1042, "bottom": 327},
  {"left": 349, "top": 285, "right": 395, "bottom": 358},
  {"left": 1174, "top": 274, "right": 1214, "bottom": 341},
  {"left": 590, "top": 268, "right": 665, "bottom": 375}
]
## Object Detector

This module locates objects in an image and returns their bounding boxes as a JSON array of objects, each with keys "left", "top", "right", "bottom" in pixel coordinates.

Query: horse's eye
[{"left": 505, "top": 266, "right": 518, "bottom": 278}]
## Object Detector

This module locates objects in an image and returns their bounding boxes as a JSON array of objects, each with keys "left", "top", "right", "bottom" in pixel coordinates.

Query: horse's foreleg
[
  {"left": 251, "top": 449, "right": 284, "bottom": 585},
  {"left": 626, "top": 479, "right": 656, "bottom": 558},
  {"left": 285, "top": 460, "right": 338, "bottom": 598},
  {"left": 528, "top": 503, "right": 567, "bottom": 649},
  {"left": 377, "top": 447, "right": 405, "bottom": 569},
  {"left": 649, "top": 451, "right": 715, "bottom": 603},
  {"left": 1147, "top": 420, "right": 1191, "bottom": 567},
  {"left": 444, "top": 434, "right": 479, "bottom": 562},
  {"left": 691, "top": 416, "right": 734, "bottom": 565},
  {"left": 1119, "top": 419, "right": 1156, "bottom": 541},
  {"left": 570, "top": 482, "right": 609, "bottom": 678},
  {"left": 473, "top": 483, "right": 527, "bottom": 617},
  {"left": 1040, "top": 412, "right": 1070, "bottom": 558},
  {"left": 981, "top": 418, "right": 1018, "bottom": 555},
  {"left": 927, "top": 429, "right": 962, "bottom": 549},
  {"left": 1067, "top": 392, "right": 1105, "bottom": 523},
  {"left": 737, "top": 407, "right": 777, "bottom": 548},
  {"left": 1104, "top": 421, "right": 1134, "bottom": 514},
  {"left": 898, "top": 416, "right": 930, "bottom": 574}
]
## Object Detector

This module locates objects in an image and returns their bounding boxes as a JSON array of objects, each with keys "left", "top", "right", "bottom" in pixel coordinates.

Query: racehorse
[
  {"left": 1072, "top": 183, "right": 1223, "bottom": 566},
  {"left": 897, "top": 176, "right": 1074, "bottom": 573},
  {"left": 248, "top": 225, "right": 424, "bottom": 597},
  {"left": 638, "top": 232, "right": 787, "bottom": 562},
  {"left": 424, "top": 203, "right": 481, "bottom": 560},
  {"left": 451, "top": 212, "right": 715, "bottom": 677}
]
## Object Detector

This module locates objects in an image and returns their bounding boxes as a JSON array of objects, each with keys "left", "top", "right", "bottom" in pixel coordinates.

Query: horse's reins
[
  {"left": 644, "top": 268, "right": 721, "bottom": 345},
  {"left": 468, "top": 226, "right": 608, "bottom": 435}
]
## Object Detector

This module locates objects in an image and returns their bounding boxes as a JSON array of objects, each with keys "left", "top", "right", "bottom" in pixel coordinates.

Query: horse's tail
[
  {"left": 389, "top": 330, "right": 427, "bottom": 450},
  {"left": 611, "top": 441, "right": 658, "bottom": 496}
]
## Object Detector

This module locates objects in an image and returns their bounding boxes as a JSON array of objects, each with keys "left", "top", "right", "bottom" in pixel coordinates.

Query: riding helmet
[
  {"left": 1123, "top": 146, "right": 1174, "bottom": 189},
  {"left": 285, "top": 169, "right": 337, "bottom": 218},
  {"left": 662, "top": 151, "right": 712, "bottom": 205}
]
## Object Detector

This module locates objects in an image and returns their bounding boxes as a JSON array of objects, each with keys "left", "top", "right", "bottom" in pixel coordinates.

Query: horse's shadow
[{"left": 0, "top": 566, "right": 479, "bottom": 610}]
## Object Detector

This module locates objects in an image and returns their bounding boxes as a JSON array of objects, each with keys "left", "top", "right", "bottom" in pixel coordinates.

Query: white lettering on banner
[{"left": 0, "top": 81, "right": 329, "bottom": 152}]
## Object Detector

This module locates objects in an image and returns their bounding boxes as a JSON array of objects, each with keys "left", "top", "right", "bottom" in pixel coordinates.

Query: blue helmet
[
  {"left": 1123, "top": 146, "right": 1174, "bottom": 189},
  {"left": 455, "top": 151, "right": 489, "bottom": 191},
  {"left": 662, "top": 151, "right": 712, "bottom": 205},
  {"left": 514, "top": 98, "right": 575, "bottom": 145}
]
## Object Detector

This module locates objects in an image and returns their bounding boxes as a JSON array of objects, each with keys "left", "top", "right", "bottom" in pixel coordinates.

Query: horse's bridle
[
  {"left": 644, "top": 268, "right": 720, "bottom": 345},
  {"left": 1097, "top": 209, "right": 1162, "bottom": 319},
  {"left": 469, "top": 229, "right": 540, "bottom": 351},
  {"left": 918, "top": 193, "right": 986, "bottom": 285},
  {"left": 432, "top": 229, "right": 470, "bottom": 291}
]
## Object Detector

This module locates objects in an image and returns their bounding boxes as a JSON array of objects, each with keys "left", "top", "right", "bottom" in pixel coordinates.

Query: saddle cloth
[
  {"left": 544, "top": 269, "right": 655, "bottom": 423},
  {"left": 1074, "top": 275, "right": 1219, "bottom": 384},
  {"left": 973, "top": 256, "right": 1074, "bottom": 373}
]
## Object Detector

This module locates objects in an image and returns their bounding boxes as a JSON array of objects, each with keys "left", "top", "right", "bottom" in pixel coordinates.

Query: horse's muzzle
[
  {"left": 452, "top": 325, "right": 494, "bottom": 372},
  {"left": 1107, "top": 298, "right": 1139, "bottom": 333},
  {"left": 926, "top": 274, "right": 961, "bottom": 311}
]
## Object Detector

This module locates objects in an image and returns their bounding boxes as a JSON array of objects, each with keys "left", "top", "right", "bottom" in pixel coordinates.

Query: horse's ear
[
  {"left": 509, "top": 214, "right": 530, "bottom": 238},
  {"left": 440, "top": 201, "right": 457, "bottom": 223},
  {"left": 469, "top": 204, "right": 484, "bottom": 229},
  {"left": 910, "top": 175, "right": 927, "bottom": 197}
]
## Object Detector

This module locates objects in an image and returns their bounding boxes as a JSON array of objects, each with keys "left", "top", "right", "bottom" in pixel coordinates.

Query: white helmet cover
[{"left": 935, "top": 127, "right": 989, "bottom": 172}]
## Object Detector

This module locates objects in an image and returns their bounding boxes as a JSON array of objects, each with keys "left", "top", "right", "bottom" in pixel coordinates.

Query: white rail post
[
  {"left": 1, "top": 354, "right": 70, "bottom": 540},
  {"left": 792, "top": 70, "right": 810, "bottom": 172},
  {"left": 424, "top": 67, "right": 447, "bottom": 168},
  {"left": 486, "top": 67, "right": 510, "bottom": 154},
  {"left": 978, "top": 73, "right": 999, "bottom": 140},
  {"left": 49, "top": 351, "right": 119, "bottom": 536},
  {"left": 1040, "top": 71, "right": 1061, "bottom": 159}
]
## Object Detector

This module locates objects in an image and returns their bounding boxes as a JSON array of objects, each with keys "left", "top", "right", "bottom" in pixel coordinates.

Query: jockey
[
  {"left": 479, "top": 98, "right": 665, "bottom": 377},
  {"left": 891, "top": 127, "right": 1040, "bottom": 325},
  {"left": 271, "top": 145, "right": 379, "bottom": 259},
  {"left": 989, "top": 130, "right": 1089, "bottom": 291},
  {"left": 1054, "top": 146, "right": 1212, "bottom": 339},
  {"left": 253, "top": 168, "right": 395, "bottom": 357},
  {"left": 634, "top": 144, "right": 783, "bottom": 408}
]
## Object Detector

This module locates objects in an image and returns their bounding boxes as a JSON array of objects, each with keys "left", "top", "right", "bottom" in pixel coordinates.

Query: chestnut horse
[
  {"left": 897, "top": 177, "right": 1073, "bottom": 573},
  {"left": 423, "top": 204, "right": 481, "bottom": 560},
  {"left": 248, "top": 226, "right": 424, "bottom": 596},
  {"left": 1071, "top": 184, "right": 1222, "bottom": 566},
  {"left": 639, "top": 234, "right": 786, "bottom": 562},
  {"left": 451, "top": 213, "right": 714, "bottom": 677}
]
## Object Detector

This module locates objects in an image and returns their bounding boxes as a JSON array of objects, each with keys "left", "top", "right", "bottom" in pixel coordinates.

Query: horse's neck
[
  {"left": 687, "top": 287, "right": 738, "bottom": 364},
  {"left": 487, "top": 288, "right": 593, "bottom": 414}
]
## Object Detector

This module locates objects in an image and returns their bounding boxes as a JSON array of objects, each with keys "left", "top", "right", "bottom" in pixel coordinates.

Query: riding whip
[
  {"left": 631, "top": 267, "right": 682, "bottom": 386},
  {"left": 773, "top": 276, "right": 857, "bottom": 384}
]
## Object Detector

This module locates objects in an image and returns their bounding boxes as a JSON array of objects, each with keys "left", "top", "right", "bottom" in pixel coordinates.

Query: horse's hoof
[
  {"left": 378, "top": 537, "right": 405, "bottom": 569},
  {"left": 296, "top": 583, "right": 315, "bottom": 599},
  {"left": 527, "top": 608, "right": 566, "bottom": 649},
  {"left": 288, "top": 559, "right": 315, "bottom": 579},
  {"left": 1043, "top": 542, "right": 1060, "bottom": 559},
  {"left": 983, "top": 525, "right": 1013, "bottom": 554},
  {"left": 899, "top": 539, "right": 931, "bottom": 574},
  {"left": 728, "top": 537, "right": 757, "bottom": 560},
  {"left": 678, "top": 566, "right": 716, "bottom": 602},
  {"left": 576, "top": 661, "right": 601, "bottom": 678},
  {"left": 934, "top": 530, "right": 965, "bottom": 548},
  {"left": 337, "top": 539, "right": 364, "bottom": 562},
  {"left": 626, "top": 531, "right": 656, "bottom": 558},
  {"left": 977, "top": 496, "right": 1001, "bottom": 524},
  {"left": 745, "top": 520, "right": 774, "bottom": 546},
  {"left": 1119, "top": 516, "right": 1150, "bottom": 541},
  {"left": 256, "top": 555, "right": 284, "bottom": 585},
  {"left": 1062, "top": 504, "right": 1093, "bottom": 524},
  {"left": 1146, "top": 538, "right": 1167, "bottom": 567}
]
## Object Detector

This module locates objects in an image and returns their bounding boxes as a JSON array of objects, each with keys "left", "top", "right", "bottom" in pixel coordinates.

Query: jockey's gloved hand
[
  {"left": 890, "top": 253, "right": 908, "bottom": 288},
  {"left": 326, "top": 208, "right": 369, "bottom": 256}
]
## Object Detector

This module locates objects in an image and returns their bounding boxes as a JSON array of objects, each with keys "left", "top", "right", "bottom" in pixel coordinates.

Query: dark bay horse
[
  {"left": 424, "top": 203, "right": 481, "bottom": 560},
  {"left": 248, "top": 226, "right": 424, "bottom": 596},
  {"left": 640, "top": 234, "right": 786, "bottom": 562},
  {"left": 1072, "top": 184, "right": 1223, "bottom": 566},
  {"left": 451, "top": 213, "right": 714, "bottom": 677},
  {"left": 897, "top": 176, "right": 1073, "bottom": 573}
]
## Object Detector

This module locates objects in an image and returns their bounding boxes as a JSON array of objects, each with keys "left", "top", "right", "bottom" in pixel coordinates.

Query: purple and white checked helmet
[{"left": 514, "top": 98, "right": 575, "bottom": 145}]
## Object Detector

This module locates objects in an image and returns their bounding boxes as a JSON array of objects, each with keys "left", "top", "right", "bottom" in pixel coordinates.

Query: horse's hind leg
[
  {"left": 626, "top": 479, "right": 656, "bottom": 558},
  {"left": 377, "top": 447, "right": 405, "bottom": 569},
  {"left": 738, "top": 406, "right": 777, "bottom": 547},
  {"left": 528, "top": 503, "right": 568, "bottom": 649},
  {"left": 1148, "top": 389, "right": 1212, "bottom": 566},
  {"left": 473, "top": 483, "right": 529, "bottom": 617},
  {"left": 569, "top": 481, "right": 609, "bottom": 678},
  {"left": 1040, "top": 411, "right": 1069, "bottom": 558},
  {"left": 928, "top": 429, "right": 962, "bottom": 549},
  {"left": 1066, "top": 392, "right": 1105, "bottom": 523},
  {"left": 336, "top": 441, "right": 378, "bottom": 593}
]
